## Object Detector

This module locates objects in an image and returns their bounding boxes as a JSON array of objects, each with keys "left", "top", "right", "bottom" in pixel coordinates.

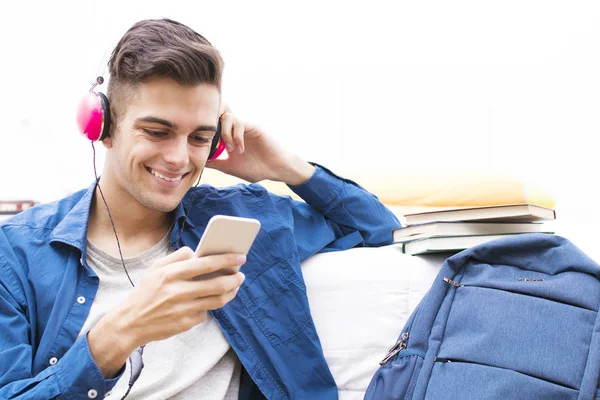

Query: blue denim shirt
[{"left": 0, "top": 165, "right": 401, "bottom": 399}]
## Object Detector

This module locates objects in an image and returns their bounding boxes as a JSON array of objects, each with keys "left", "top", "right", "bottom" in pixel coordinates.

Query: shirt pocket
[{"left": 240, "top": 259, "right": 314, "bottom": 348}]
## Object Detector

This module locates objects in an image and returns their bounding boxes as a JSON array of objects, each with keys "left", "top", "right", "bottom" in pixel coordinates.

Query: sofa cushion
[{"left": 301, "top": 245, "right": 446, "bottom": 399}]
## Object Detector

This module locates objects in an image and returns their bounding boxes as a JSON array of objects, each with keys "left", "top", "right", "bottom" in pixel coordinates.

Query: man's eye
[
  {"left": 190, "top": 135, "right": 211, "bottom": 144},
  {"left": 142, "top": 129, "right": 167, "bottom": 138}
]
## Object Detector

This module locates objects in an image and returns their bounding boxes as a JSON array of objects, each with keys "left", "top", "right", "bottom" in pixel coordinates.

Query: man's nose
[{"left": 163, "top": 138, "right": 189, "bottom": 169}]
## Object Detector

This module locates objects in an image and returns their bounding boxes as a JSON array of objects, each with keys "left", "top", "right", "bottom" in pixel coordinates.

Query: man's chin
[
  {"left": 152, "top": 203, "right": 181, "bottom": 213},
  {"left": 139, "top": 194, "right": 186, "bottom": 214}
]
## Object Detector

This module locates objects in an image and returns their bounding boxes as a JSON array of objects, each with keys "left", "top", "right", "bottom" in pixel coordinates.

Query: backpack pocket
[
  {"left": 458, "top": 262, "right": 600, "bottom": 311},
  {"left": 431, "top": 283, "right": 596, "bottom": 392},
  {"left": 365, "top": 353, "right": 424, "bottom": 400},
  {"left": 425, "top": 360, "right": 579, "bottom": 400}
]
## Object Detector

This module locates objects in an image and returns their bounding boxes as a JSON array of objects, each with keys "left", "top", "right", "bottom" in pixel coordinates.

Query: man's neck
[{"left": 87, "top": 178, "right": 173, "bottom": 258}]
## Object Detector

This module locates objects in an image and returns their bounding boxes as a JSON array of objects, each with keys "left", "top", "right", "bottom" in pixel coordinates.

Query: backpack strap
[{"left": 578, "top": 310, "right": 600, "bottom": 398}]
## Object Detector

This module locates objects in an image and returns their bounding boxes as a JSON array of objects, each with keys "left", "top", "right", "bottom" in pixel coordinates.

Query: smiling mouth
[{"left": 146, "top": 167, "right": 187, "bottom": 183}]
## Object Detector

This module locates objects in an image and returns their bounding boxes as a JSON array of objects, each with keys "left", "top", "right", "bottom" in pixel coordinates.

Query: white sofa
[{"left": 301, "top": 246, "right": 448, "bottom": 399}]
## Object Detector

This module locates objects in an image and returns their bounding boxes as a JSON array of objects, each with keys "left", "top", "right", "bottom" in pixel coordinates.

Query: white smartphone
[{"left": 194, "top": 215, "right": 261, "bottom": 279}]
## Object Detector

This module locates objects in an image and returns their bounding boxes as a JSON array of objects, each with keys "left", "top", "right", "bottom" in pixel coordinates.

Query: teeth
[{"left": 150, "top": 169, "right": 182, "bottom": 182}]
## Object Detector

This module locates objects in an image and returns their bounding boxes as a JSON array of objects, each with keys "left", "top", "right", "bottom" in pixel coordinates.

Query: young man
[{"left": 0, "top": 18, "right": 400, "bottom": 399}]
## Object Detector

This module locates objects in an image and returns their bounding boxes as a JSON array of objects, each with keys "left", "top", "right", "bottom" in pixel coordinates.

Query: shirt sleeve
[
  {"left": 0, "top": 253, "right": 123, "bottom": 399},
  {"left": 269, "top": 163, "right": 402, "bottom": 260}
]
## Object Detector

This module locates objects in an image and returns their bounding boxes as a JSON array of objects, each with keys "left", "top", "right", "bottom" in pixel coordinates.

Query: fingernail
[
  {"left": 227, "top": 143, "right": 234, "bottom": 152},
  {"left": 239, "top": 272, "right": 245, "bottom": 282},
  {"left": 237, "top": 255, "right": 246, "bottom": 264}
]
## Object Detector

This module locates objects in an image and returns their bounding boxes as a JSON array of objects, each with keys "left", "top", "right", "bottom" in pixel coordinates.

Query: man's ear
[{"left": 102, "top": 135, "right": 113, "bottom": 149}]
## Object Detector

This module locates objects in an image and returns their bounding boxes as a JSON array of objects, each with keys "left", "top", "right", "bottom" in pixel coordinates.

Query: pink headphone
[{"left": 75, "top": 76, "right": 226, "bottom": 160}]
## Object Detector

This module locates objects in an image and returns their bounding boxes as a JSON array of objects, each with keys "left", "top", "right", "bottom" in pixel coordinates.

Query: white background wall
[{"left": 0, "top": 1, "right": 598, "bottom": 257}]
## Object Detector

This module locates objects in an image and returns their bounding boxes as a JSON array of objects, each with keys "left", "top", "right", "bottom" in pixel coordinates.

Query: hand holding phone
[{"left": 194, "top": 215, "right": 261, "bottom": 279}]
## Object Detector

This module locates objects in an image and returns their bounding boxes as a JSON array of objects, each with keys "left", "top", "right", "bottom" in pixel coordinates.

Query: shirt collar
[
  {"left": 49, "top": 181, "right": 195, "bottom": 252},
  {"left": 172, "top": 195, "right": 197, "bottom": 234},
  {"left": 49, "top": 181, "right": 96, "bottom": 252}
]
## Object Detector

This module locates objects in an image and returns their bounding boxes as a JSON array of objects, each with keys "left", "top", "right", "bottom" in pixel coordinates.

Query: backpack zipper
[
  {"left": 378, "top": 277, "right": 465, "bottom": 366},
  {"left": 380, "top": 332, "right": 409, "bottom": 365}
]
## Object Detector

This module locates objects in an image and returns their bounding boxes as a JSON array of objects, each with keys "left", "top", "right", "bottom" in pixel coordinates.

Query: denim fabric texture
[{"left": 365, "top": 233, "right": 600, "bottom": 400}]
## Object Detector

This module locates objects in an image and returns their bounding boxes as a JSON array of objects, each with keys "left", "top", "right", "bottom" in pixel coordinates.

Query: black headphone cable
[
  {"left": 91, "top": 142, "right": 143, "bottom": 400},
  {"left": 91, "top": 142, "right": 205, "bottom": 399}
]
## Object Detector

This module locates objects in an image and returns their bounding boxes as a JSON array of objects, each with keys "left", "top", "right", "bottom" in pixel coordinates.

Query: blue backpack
[{"left": 364, "top": 233, "right": 600, "bottom": 400}]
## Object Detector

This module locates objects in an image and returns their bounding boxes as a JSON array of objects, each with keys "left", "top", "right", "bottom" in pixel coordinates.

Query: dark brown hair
[{"left": 106, "top": 18, "right": 224, "bottom": 120}]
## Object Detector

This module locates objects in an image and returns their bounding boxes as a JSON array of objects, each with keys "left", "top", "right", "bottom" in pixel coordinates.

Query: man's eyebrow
[
  {"left": 136, "top": 116, "right": 177, "bottom": 129},
  {"left": 136, "top": 116, "right": 217, "bottom": 133},
  {"left": 191, "top": 125, "right": 218, "bottom": 133}
]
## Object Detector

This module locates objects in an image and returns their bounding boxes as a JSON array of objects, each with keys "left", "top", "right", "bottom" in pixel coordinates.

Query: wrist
[
  {"left": 279, "top": 158, "right": 316, "bottom": 186},
  {"left": 88, "top": 311, "right": 138, "bottom": 378}
]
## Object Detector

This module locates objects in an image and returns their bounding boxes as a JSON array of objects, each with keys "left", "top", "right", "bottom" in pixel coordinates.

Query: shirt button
[
  {"left": 88, "top": 389, "right": 98, "bottom": 398},
  {"left": 77, "top": 296, "right": 86, "bottom": 304},
  {"left": 49, "top": 357, "right": 58, "bottom": 365}
]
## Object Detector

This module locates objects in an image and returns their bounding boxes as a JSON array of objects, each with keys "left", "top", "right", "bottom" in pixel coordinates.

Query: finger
[
  {"left": 174, "top": 288, "right": 240, "bottom": 322},
  {"left": 204, "top": 158, "right": 234, "bottom": 176},
  {"left": 219, "top": 112, "right": 235, "bottom": 153},
  {"left": 173, "top": 253, "right": 247, "bottom": 281},
  {"left": 219, "top": 103, "right": 231, "bottom": 117},
  {"left": 195, "top": 286, "right": 241, "bottom": 311},
  {"left": 171, "top": 311, "right": 208, "bottom": 333},
  {"left": 232, "top": 121, "right": 245, "bottom": 153},
  {"left": 152, "top": 246, "right": 195, "bottom": 269},
  {"left": 176, "top": 271, "right": 246, "bottom": 299}
]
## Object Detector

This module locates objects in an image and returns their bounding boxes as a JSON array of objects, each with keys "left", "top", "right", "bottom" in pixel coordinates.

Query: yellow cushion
[
  {"left": 347, "top": 171, "right": 555, "bottom": 208},
  {"left": 201, "top": 169, "right": 555, "bottom": 209}
]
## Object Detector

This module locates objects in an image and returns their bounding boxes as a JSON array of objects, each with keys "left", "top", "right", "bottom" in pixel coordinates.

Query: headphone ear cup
[
  {"left": 208, "top": 119, "right": 226, "bottom": 160},
  {"left": 76, "top": 91, "right": 111, "bottom": 142},
  {"left": 97, "top": 92, "right": 111, "bottom": 141}
]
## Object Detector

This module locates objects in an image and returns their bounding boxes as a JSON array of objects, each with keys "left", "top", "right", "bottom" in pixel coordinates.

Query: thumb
[
  {"left": 152, "top": 246, "right": 194, "bottom": 269},
  {"left": 205, "top": 158, "right": 232, "bottom": 174}
]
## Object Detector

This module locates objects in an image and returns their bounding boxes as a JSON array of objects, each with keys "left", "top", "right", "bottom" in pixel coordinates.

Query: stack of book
[{"left": 394, "top": 203, "right": 556, "bottom": 255}]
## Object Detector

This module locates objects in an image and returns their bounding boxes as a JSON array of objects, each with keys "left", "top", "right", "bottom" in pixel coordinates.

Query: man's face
[{"left": 103, "top": 78, "right": 221, "bottom": 213}]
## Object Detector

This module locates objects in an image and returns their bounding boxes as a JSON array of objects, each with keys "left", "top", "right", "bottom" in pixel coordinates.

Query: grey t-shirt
[{"left": 77, "top": 232, "right": 240, "bottom": 400}]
